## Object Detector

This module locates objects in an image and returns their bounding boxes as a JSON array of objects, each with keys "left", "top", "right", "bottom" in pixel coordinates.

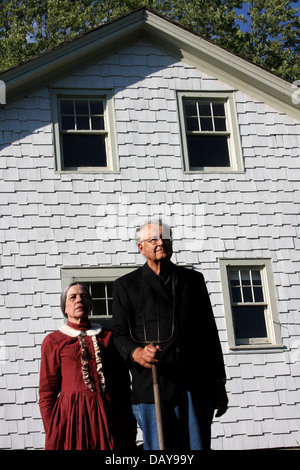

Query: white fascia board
[
  {"left": 143, "top": 10, "right": 300, "bottom": 121},
  {"left": 0, "top": 9, "right": 145, "bottom": 103},
  {"left": 1, "top": 7, "right": 299, "bottom": 121}
]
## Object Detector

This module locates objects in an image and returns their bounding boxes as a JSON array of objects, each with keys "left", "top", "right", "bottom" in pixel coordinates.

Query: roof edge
[
  {"left": 142, "top": 10, "right": 300, "bottom": 120},
  {"left": 0, "top": 8, "right": 146, "bottom": 102},
  {"left": 0, "top": 7, "right": 299, "bottom": 120}
]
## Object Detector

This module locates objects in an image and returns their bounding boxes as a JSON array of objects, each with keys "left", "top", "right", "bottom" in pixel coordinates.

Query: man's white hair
[{"left": 135, "top": 219, "right": 172, "bottom": 244}]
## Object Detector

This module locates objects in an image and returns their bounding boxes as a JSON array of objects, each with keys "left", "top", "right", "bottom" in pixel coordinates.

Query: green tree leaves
[{"left": 0, "top": 0, "right": 299, "bottom": 80}]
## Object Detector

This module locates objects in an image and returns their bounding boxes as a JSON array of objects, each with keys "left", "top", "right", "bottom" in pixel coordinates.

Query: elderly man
[{"left": 112, "top": 220, "right": 228, "bottom": 450}]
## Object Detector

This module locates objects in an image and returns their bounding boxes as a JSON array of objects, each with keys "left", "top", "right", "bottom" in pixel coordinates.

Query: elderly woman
[{"left": 39, "top": 282, "right": 136, "bottom": 450}]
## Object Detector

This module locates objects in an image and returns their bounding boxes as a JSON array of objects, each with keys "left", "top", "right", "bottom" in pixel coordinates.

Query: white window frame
[
  {"left": 51, "top": 88, "right": 119, "bottom": 173},
  {"left": 61, "top": 266, "right": 136, "bottom": 325},
  {"left": 219, "top": 258, "right": 283, "bottom": 350},
  {"left": 177, "top": 91, "right": 244, "bottom": 173}
]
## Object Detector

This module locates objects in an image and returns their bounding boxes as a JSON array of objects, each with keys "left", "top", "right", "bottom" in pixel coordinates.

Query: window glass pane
[
  {"left": 91, "top": 116, "right": 104, "bottom": 130},
  {"left": 252, "top": 270, "right": 264, "bottom": 302},
  {"left": 200, "top": 117, "right": 213, "bottom": 131},
  {"left": 233, "top": 306, "right": 267, "bottom": 339},
  {"left": 212, "top": 102, "right": 225, "bottom": 116},
  {"left": 199, "top": 103, "right": 211, "bottom": 116},
  {"left": 242, "top": 286, "right": 253, "bottom": 303},
  {"left": 91, "top": 282, "right": 106, "bottom": 298},
  {"left": 75, "top": 100, "right": 89, "bottom": 114},
  {"left": 62, "top": 134, "right": 107, "bottom": 167},
  {"left": 61, "top": 115, "right": 75, "bottom": 130},
  {"left": 252, "top": 270, "right": 262, "bottom": 285},
  {"left": 186, "top": 117, "right": 199, "bottom": 131},
  {"left": 229, "top": 270, "right": 240, "bottom": 286},
  {"left": 241, "top": 270, "right": 251, "bottom": 285},
  {"left": 231, "top": 287, "right": 242, "bottom": 303},
  {"left": 60, "top": 100, "right": 74, "bottom": 114},
  {"left": 254, "top": 287, "right": 264, "bottom": 302},
  {"left": 92, "top": 299, "right": 107, "bottom": 316},
  {"left": 76, "top": 115, "right": 90, "bottom": 130},
  {"left": 106, "top": 282, "right": 113, "bottom": 297},
  {"left": 187, "top": 135, "right": 230, "bottom": 168},
  {"left": 90, "top": 100, "right": 104, "bottom": 115},
  {"left": 214, "top": 117, "right": 226, "bottom": 131},
  {"left": 184, "top": 102, "right": 197, "bottom": 116},
  {"left": 107, "top": 298, "right": 113, "bottom": 316}
]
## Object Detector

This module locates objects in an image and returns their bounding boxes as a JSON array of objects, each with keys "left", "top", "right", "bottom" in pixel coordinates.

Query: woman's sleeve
[{"left": 39, "top": 334, "right": 61, "bottom": 434}]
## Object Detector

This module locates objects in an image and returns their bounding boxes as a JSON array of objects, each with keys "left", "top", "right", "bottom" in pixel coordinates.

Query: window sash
[
  {"left": 61, "top": 133, "right": 107, "bottom": 168},
  {"left": 228, "top": 267, "right": 269, "bottom": 345},
  {"left": 229, "top": 268, "right": 265, "bottom": 305},
  {"left": 51, "top": 88, "right": 119, "bottom": 173},
  {"left": 177, "top": 91, "right": 244, "bottom": 173},
  {"left": 186, "top": 134, "right": 231, "bottom": 169},
  {"left": 58, "top": 97, "right": 108, "bottom": 170},
  {"left": 183, "top": 98, "right": 230, "bottom": 170},
  {"left": 231, "top": 305, "right": 269, "bottom": 345},
  {"left": 218, "top": 259, "right": 283, "bottom": 350},
  {"left": 60, "top": 98, "right": 106, "bottom": 133},
  {"left": 184, "top": 99, "right": 228, "bottom": 134},
  {"left": 83, "top": 281, "right": 113, "bottom": 318}
]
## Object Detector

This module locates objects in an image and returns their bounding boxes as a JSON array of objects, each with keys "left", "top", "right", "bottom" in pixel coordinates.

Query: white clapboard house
[{"left": 0, "top": 7, "right": 300, "bottom": 450}]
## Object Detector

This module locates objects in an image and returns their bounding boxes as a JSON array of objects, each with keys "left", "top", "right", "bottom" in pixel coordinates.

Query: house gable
[{"left": 1, "top": 8, "right": 299, "bottom": 121}]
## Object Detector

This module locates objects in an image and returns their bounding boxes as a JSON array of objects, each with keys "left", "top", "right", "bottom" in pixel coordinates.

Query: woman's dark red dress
[{"left": 39, "top": 321, "right": 135, "bottom": 450}]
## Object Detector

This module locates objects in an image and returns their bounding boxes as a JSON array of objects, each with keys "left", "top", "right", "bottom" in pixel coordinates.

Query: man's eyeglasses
[{"left": 141, "top": 237, "right": 172, "bottom": 245}]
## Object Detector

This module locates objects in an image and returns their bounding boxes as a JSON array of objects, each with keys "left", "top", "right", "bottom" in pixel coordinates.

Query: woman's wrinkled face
[{"left": 64, "top": 284, "right": 91, "bottom": 323}]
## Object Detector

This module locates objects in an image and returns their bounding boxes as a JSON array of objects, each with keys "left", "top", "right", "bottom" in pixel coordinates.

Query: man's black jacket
[{"left": 112, "top": 262, "right": 226, "bottom": 404}]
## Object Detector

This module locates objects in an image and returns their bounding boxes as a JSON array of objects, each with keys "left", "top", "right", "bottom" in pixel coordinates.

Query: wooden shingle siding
[{"left": 1, "top": 35, "right": 300, "bottom": 449}]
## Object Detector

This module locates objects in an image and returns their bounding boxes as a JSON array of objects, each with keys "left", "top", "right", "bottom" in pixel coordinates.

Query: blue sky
[{"left": 234, "top": 1, "right": 300, "bottom": 33}]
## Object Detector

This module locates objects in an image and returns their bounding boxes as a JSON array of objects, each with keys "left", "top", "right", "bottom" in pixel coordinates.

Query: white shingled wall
[{"left": 1, "top": 41, "right": 300, "bottom": 450}]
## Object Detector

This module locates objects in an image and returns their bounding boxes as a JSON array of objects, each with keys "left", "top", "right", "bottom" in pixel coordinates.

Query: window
[
  {"left": 61, "top": 266, "right": 136, "bottom": 327},
  {"left": 219, "top": 259, "right": 282, "bottom": 349},
  {"left": 51, "top": 88, "right": 119, "bottom": 172},
  {"left": 177, "top": 91, "right": 244, "bottom": 172},
  {"left": 82, "top": 281, "right": 113, "bottom": 318}
]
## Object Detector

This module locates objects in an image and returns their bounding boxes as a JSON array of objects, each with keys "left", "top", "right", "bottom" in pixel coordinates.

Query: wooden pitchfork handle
[{"left": 151, "top": 358, "right": 165, "bottom": 450}]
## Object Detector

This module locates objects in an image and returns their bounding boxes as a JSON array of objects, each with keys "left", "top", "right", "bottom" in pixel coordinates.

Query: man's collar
[{"left": 143, "top": 260, "right": 174, "bottom": 277}]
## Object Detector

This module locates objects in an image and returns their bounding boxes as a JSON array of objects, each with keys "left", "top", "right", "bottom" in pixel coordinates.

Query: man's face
[
  {"left": 64, "top": 284, "right": 91, "bottom": 322},
  {"left": 138, "top": 223, "right": 172, "bottom": 263}
]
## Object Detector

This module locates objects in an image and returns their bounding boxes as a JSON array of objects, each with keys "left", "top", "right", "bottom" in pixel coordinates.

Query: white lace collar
[{"left": 59, "top": 323, "right": 102, "bottom": 337}]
